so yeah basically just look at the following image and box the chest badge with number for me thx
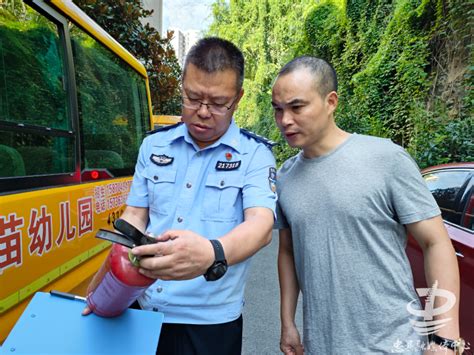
[216,160,241,171]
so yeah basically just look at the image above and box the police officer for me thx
[124,38,277,354]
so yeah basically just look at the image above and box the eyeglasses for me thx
[182,95,239,115]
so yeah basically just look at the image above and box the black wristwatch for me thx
[203,239,227,281]
[429,334,465,354]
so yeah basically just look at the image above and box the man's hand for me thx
[280,324,304,355]
[131,230,215,280]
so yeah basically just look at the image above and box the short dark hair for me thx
[183,37,244,91]
[278,56,338,97]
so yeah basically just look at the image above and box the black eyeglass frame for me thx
[182,94,240,114]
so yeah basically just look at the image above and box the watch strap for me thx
[209,239,225,262]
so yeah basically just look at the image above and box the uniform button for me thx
[177,217,183,223]
[196,152,201,157]
[156,286,163,293]
[220,180,225,187]
[153,175,159,181]
[153,307,158,312]
[186,182,192,188]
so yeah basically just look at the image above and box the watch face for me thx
[205,262,227,281]
[215,263,227,275]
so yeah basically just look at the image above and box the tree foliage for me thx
[75,0,181,115]
[208,0,473,168]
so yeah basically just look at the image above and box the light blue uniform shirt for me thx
[126,120,277,324]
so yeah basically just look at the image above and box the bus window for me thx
[1,132,74,176]
[71,26,149,177]
[0,6,74,179]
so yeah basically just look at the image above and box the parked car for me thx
[406,163,473,347]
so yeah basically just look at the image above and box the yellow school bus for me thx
[152,114,181,129]
[0,0,154,342]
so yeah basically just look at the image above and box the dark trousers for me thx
[130,301,243,355]
[157,316,243,355]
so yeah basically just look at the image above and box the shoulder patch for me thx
[240,128,277,149]
[147,122,183,135]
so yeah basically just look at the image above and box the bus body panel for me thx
[0,177,133,341]
[152,115,182,129]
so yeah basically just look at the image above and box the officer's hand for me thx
[131,230,214,280]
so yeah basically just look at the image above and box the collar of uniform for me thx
[151,123,187,148]
[169,122,187,143]
[181,119,242,153]
[211,119,241,153]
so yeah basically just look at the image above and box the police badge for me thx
[150,154,174,166]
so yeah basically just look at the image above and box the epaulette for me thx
[240,128,277,149]
[147,122,183,135]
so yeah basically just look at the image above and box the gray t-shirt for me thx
[275,134,440,354]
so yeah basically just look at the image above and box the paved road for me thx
[242,231,303,355]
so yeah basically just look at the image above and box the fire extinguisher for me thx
[86,219,157,317]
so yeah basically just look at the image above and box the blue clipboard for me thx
[0,292,164,354]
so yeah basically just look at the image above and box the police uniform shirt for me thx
[126,120,277,324]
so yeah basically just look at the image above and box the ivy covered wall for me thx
[209,0,473,168]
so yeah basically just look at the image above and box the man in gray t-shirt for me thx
[271,56,461,354]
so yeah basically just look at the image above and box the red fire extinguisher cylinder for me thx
[86,243,154,317]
